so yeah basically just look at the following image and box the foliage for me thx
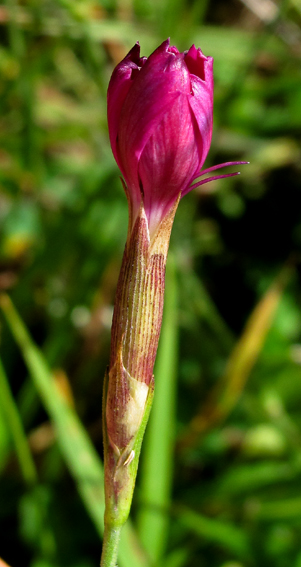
[0,1,301,566]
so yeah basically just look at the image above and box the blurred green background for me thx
[1,1,301,566]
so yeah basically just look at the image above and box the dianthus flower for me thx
[108,38,245,237]
[101,39,247,567]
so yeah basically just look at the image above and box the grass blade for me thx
[0,293,148,567]
[180,265,292,448]
[175,506,250,557]
[0,357,37,485]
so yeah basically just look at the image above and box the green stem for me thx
[100,524,122,567]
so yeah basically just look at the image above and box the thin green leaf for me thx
[255,496,301,521]
[0,294,148,567]
[175,506,250,558]
[217,460,301,496]
[0,357,37,484]
[180,265,292,448]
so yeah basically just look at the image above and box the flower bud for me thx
[108,39,214,238]
[104,39,248,526]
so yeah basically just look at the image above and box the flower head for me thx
[108,39,247,238]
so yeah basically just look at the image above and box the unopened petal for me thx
[117,48,192,212]
[107,43,146,169]
[138,93,202,235]
[182,76,213,196]
[184,45,212,82]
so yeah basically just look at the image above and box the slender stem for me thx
[100,524,122,567]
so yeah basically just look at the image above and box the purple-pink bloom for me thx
[108,39,246,237]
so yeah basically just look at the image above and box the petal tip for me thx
[126,41,141,63]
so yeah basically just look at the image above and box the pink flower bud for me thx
[103,40,248,527]
[108,39,247,238]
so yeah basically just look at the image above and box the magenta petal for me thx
[120,87,182,214]
[138,94,201,233]
[184,44,208,81]
[146,38,181,66]
[189,161,249,191]
[117,53,191,193]
[198,161,249,177]
[182,52,214,190]
[186,79,213,175]
[107,43,145,169]
[190,171,241,190]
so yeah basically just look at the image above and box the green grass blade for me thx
[0,408,11,473]
[0,357,37,485]
[176,506,250,558]
[0,294,148,567]
[137,255,178,562]
[161,547,191,567]
[180,265,291,448]
[5,0,25,59]
[255,496,301,520]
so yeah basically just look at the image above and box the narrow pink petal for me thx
[184,44,209,81]
[189,171,241,191]
[186,51,214,173]
[196,161,250,177]
[188,74,213,169]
